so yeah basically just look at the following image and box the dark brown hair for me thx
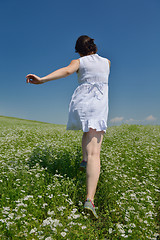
[75,35,97,56]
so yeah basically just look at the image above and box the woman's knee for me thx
[87,128,104,142]
[87,147,101,159]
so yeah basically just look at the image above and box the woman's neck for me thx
[80,52,96,57]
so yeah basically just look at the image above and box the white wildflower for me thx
[129,223,136,228]
[23,195,33,201]
[130,193,136,198]
[8,213,14,219]
[146,211,153,217]
[82,226,87,229]
[72,214,80,219]
[117,223,123,229]
[128,206,135,211]
[6,221,14,228]
[42,217,54,226]
[61,232,66,237]
[53,219,60,227]
[68,221,77,226]
[78,201,83,206]
[121,234,128,238]
[48,194,53,198]
[57,206,66,211]
[144,220,148,224]
[51,227,57,232]
[47,210,55,215]
[125,217,129,221]
[30,227,37,234]
[42,203,48,208]
[0,219,6,223]
[66,199,73,205]
[16,202,27,207]
[2,207,10,212]
[45,237,53,240]
[38,230,43,235]
[119,228,125,234]
[71,208,77,213]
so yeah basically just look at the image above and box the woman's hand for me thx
[26,74,43,84]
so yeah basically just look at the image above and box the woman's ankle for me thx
[86,197,94,204]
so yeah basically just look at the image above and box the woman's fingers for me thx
[26,74,34,83]
[26,77,30,83]
[26,74,36,78]
[26,77,32,83]
[26,74,42,84]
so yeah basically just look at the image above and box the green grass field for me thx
[0,116,159,239]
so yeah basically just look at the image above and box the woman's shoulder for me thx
[98,54,111,68]
[107,59,111,68]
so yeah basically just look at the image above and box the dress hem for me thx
[66,119,107,133]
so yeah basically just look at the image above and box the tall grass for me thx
[0,116,159,239]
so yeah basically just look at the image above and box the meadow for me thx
[0,116,159,240]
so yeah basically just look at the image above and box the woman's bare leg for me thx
[82,128,104,202]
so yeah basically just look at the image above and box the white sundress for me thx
[66,53,110,133]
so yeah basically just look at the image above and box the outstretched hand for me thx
[26,74,43,84]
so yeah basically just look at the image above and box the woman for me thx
[26,35,111,219]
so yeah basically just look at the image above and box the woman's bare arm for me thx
[26,59,80,84]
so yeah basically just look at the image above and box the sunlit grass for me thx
[0,116,159,239]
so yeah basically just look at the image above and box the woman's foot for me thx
[84,198,98,219]
[79,160,87,171]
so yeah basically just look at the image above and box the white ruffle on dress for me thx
[66,53,110,133]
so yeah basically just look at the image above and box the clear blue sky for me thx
[0,0,160,126]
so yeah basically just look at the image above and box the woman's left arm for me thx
[26,59,80,84]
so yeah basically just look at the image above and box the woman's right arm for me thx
[26,59,80,84]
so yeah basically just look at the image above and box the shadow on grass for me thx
[28,144,87,209]
[28,144,83,179]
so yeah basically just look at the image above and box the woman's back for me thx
[78,54,110,85]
